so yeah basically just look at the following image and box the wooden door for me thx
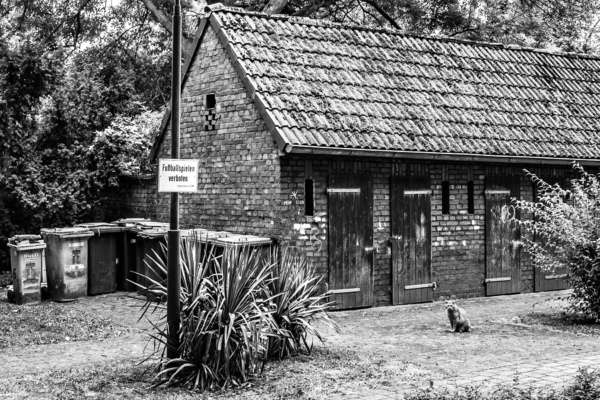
[328,175,373,310]
[391,176,434,305]
[485,177,521,296]
[533,178,570,292]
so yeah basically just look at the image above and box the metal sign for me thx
[158,159,199,193]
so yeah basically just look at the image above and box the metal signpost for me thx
[166,0,182,360]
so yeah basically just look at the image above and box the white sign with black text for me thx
[158,159,200,193]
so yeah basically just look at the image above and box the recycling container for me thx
[41,227,94,302]
[7,235,46,305]
[112,218,151,292]
[74,223,123,295]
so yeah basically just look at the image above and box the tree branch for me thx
[262,0,288,15]
[361,0,400,30]
[138,0,172,35]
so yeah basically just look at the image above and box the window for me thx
[305,178,314,216]
[467,181,475,214]
[206,93,216,109]
[442,181,450,214]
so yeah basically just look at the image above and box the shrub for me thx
[513,163,600,320]
[266,248,338,359]
[137,237,337,391]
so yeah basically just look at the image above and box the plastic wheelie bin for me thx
[41,227,94,302]
[134,226,168,301]
[215,235,274,269]
[7,235,46,305]
[112,218,151,291]
[74,222,123,295]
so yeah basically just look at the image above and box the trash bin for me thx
[134,227,168,301]
[74,222,123,295]
[112,218,151,292]
[41,227,94,302]
[214,235,274,270]
[7,235,46,305]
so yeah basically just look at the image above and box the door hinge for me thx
[405,282,437,290]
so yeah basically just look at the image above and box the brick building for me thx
[139,4,600,309]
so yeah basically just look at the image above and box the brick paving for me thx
[325,290,600,399]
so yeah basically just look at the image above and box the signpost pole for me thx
[167,0,182,360]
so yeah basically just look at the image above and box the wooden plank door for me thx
[533,178,570,292]
[391,176,434,305]
[485,177,521,296]
[328,174,373,310]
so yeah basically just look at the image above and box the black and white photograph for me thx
[1,0,600,398]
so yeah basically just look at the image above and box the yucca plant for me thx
[265,248,339,360]
[136,235,277,391]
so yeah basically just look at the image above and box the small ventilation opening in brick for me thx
[442,181,450,214]
[467,181,475,214]
[206,93,216,109]
[305,179,314,216]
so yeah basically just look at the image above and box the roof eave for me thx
[284,144,600,166]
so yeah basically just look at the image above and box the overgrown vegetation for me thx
[137,239,337,391]
[513,164,600,320]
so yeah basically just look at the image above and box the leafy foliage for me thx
[513,164,600,320]
[137,238,337,391]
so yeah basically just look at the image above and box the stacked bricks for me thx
[204,107,218,131]
[98,175,157,222]
[154,25,283,237]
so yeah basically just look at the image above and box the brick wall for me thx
[98,175,157,222]
[278,156,573,305]
[154,24,283,236]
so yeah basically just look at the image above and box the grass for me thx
[0,290,134,349]
[519,311,600,336]
[0,345,426,399]
[2,345,599,400]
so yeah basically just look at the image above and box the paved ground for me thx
[324,291,600,398]
[1,290,598,399]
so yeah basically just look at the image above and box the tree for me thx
[513,164,600,320]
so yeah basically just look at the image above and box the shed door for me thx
[533,178,570,292]
[485,178,521,296]
[391,176,433,305]
[328,175,373,310]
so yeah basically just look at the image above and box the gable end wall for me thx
[155,24,283,235]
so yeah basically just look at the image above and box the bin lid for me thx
[215,235,272,246]
[112,218,151,227]
[181,228,208,238]
[40,227,94,238]
[7,235,46,250]
[136,228,168,239]
[133,221,170,231]
[74,222,123,234]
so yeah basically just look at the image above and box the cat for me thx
[445,300,472,333]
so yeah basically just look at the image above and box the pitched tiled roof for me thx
[152,5,600,162]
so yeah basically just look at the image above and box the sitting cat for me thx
[445,300,472,333]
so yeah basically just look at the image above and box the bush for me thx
[137,237,337,391]
[266,248,338,359]
[513,163,600,320]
